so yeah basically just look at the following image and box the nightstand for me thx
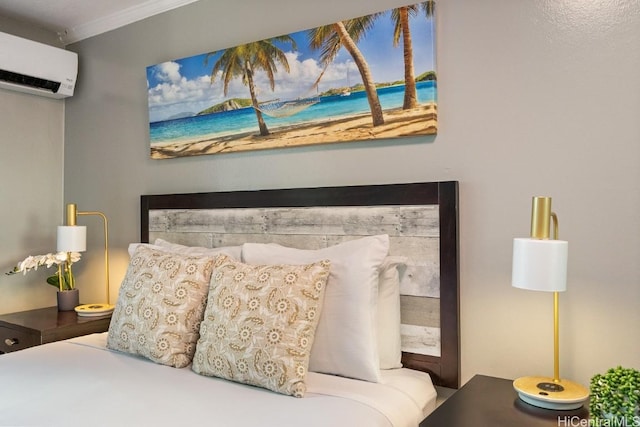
[0,306,111,354]
[421,374,589,426]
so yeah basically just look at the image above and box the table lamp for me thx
[57,203,114,317]
[511,196,589,410]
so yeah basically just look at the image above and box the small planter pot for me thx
[57,289,80,311]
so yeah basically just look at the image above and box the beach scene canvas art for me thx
[147,1,437,159]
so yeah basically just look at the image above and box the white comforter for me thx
[0,333,436,427]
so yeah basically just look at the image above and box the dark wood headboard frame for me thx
[140,181,460,388]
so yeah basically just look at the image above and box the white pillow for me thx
[154,238,242,260]
[242,235,389,383]
[127,240,241,260]
[377,256,407,369]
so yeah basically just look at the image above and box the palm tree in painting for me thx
[205,36,296,136]
[392,0,435,110]
[309,17,385,126]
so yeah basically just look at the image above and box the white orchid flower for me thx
[18,256,37,273]
[7,251,82,276]
[68,252,81,264]
[44,254,59,268]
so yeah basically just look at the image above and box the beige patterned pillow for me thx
[107,246,216,368]
[192,255,330,398]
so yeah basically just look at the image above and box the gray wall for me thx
[61,0,639,386]
[0,15,62,47]
[0,18,66,313]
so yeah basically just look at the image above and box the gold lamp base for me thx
[513,376,589,410]
[75,303,115,317]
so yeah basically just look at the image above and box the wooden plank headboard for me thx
[140,181,460,388]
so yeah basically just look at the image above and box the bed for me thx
[0,181,459,427]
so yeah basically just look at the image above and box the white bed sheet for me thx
[0,333,436,427]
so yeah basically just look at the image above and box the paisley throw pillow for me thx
[192,255,330,397]
[107,246,216,368]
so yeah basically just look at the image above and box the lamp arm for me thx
[551,210,560,383]
[551,212,559,240]
[77,210,110,304]
[553,291,560,383]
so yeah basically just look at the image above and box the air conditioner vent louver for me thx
[0,69,61,93]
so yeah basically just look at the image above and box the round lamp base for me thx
[75,303,115,317]
[513,376,589,410]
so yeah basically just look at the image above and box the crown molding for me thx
[60,0,200,45]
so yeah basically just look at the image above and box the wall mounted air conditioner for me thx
[0,32,78,99]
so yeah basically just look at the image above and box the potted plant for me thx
[6,251,82,311]
[590,366,640,426]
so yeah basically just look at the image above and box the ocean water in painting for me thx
[149,81,436,145]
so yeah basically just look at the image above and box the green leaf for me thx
[46,275,60,288]
[46,274,73,290]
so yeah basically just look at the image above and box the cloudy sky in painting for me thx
[147,4,435,123]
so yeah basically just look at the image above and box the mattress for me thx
[0,333,436,427]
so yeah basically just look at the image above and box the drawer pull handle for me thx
[4,338,19,346]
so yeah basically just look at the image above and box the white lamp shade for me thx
[57,226,87,252]
[512,238,568,292]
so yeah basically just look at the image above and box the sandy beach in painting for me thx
[151,103,437,159]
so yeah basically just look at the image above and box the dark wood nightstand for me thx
[421,374,589,426]
[0,306,111,354]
